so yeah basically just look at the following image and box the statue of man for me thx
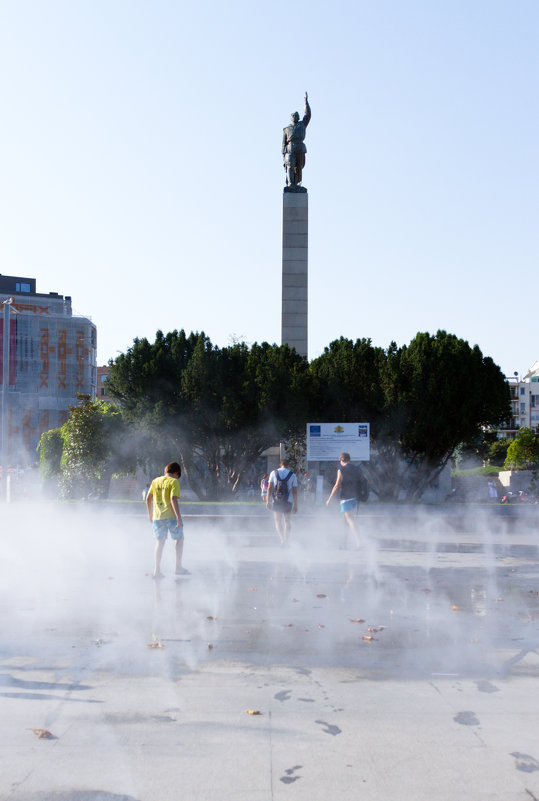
[282,92,311,191]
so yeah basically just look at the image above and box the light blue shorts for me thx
[153,518,184,541]
[340,499,357,514]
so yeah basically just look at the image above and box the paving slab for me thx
[1,503,539,800]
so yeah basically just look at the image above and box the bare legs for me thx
[343,511,360,550]
[273,512,292,545]
[153,539,166,578]
[174,538,184,572]
[153,537,186,577]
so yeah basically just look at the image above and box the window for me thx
[520,387,526,395]
[15,282,31,293]
[520,403,526,414]
[100,387,105,396]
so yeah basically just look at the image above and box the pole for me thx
[1,298,20,502]
[1,298,12,501]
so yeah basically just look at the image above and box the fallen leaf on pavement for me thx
[350,618,365,623]
[316,594,327,598]
[148,635,164,648]
[362,635,374,642]
[245,709,261,715]
[28,728,54,739]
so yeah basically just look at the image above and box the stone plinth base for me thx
[282,190,308,358]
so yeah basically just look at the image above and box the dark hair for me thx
[165,461,182,476]
[340,452,351,463]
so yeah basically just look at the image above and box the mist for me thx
[3,501,538,684]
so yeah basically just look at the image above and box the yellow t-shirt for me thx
[150,475,180,520]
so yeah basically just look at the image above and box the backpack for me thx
[273,470,293,503]
[355,466,369,503]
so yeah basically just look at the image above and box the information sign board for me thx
[306,422,370,461]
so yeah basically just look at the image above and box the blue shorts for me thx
[340,499,357,514]
[153,518,184,541]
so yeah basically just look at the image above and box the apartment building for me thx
[500,362,539,438]
[0,274,97,463]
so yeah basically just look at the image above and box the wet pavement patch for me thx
[274,690,292,702]
[12,793,141,801]
[280,765,302,784]
[0,692,101,703]
[510,752,539,773]
[0,674,92,692]
[315,719,342,735]
[453,711,480,726]
[475,679,500,693]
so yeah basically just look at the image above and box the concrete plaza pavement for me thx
[1,503,539,801]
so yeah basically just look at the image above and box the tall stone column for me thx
[281,190,308,359]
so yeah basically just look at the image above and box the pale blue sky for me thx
[1,1,537,378]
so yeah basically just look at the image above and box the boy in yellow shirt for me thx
[145,461,189,578]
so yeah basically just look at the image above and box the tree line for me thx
[38,328,511,502]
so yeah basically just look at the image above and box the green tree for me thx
[387,331,510,499]
[106,332,310,499]
[311,331,511,501]
[452,430,508,469]
[38,428,64,479]
[106,329,199,417]
[486,437,511,467]
[58,396,129,499]
[309,337,386,428]
[505,427,539,470]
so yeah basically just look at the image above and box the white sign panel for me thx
[306,422,370,461]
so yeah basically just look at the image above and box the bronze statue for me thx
[282,92,311,192]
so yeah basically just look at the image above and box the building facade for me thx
[499,363,539,438]
[96,365,113,402]
[0,274,97,463]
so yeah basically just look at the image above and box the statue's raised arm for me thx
[303,92,311,127]
[282,92,311,193]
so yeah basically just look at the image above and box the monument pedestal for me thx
[281,190,308,358]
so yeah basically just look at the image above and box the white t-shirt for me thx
[268,467,298,491]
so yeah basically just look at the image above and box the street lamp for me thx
[1,297,19,501]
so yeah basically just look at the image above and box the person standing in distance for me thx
[260,474,270,503]
[267,458,298,545]
[146,461,189,578]
[326,452,360,549]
